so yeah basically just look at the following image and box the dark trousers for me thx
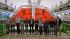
[49,23,54,33]
[39,26,42,35]
[21,26,24,34]
[44,26,49,35]
[11,25,15,33]
[54,25,58,36]
[35,24,38,32]
[30,25,34,34]
[16,23,20,34]
[6,25,10,34]
[24,22,28,33]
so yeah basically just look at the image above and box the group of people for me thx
[5,17,62,36]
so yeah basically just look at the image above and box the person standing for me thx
[11,22,15,34]
[5,19,10,34]
[5,23,10,34]
[24,20,28,34]
[20,19,24,34]
[54,16,62,35]
[38,17,43,35]
[29,19,34,34]
[43,21,49,35]
[16,18,20,34]
[53,19,58,36]
[57,17,62,35]
[35,20,39,35]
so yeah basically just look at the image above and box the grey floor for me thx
[0,33,70,39]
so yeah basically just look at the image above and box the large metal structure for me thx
[27,0,41,19]
[12,0,54,23]
[0,2,14,12]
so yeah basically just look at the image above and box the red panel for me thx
[12,7,54,22]
[23,8,32,14]
[35,8,54,22]
[23,14,32,20]
[35,8,42,21]
[35,8,42,13]
[23,8,32,20]
[12,8,32,20]
[42,16,46,23]
[12,8,24,21]
[44,10,54,22]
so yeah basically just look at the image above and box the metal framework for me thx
[27,0,41,19]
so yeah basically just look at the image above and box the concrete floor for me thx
[0,33,70,39]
